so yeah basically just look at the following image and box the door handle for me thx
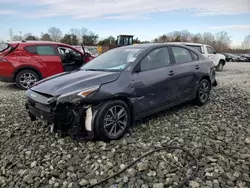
[195,65,200,69]
[168,70,175,76]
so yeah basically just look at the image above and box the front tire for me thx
[195,79,211,106]
[94,100,131,141]
[216,61,224,72]
[15,70,39,90]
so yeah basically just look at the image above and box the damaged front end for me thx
[25,87,99,140]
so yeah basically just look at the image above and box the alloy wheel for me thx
[104,105,128,138]
[19,72,37,89]
[199,81,210,103]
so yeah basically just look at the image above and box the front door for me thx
[132,47,177,116]
[205,45,218,66]
[57,46,84,72]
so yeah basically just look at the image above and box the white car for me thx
[169,42,226,71]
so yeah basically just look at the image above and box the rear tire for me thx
[15,70,40,90]
[94,100,131,141]
[195,79,211,106]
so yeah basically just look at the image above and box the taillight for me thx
[0,57,9,63]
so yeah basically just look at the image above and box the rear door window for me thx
[206,46,216,54]
[36,46,56,55]
[172,47,192,64]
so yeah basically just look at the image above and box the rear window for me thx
[24,45,56,55]
[0,43,10,52]
[185,45,203,54]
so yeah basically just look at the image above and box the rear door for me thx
[132,47,177,116]
[25,45,64,78]
[169,46,200,101]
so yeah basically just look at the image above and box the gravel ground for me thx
[0,62,250,188]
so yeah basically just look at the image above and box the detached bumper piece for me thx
[25,100,95,140]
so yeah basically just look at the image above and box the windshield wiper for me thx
[84,69,100,71]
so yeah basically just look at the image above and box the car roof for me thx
[8,40,68,46]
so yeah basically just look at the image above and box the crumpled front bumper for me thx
[25,99,96,140]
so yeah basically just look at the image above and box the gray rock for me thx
[127,168,137,177]
[79,179,89,186]
[136,162,148,171]
[107,162,113,167]
[30,161,37,168]
[123,176,129,183]
[90,179,98,185]
[244,137,250,144]
[153,183,164,188]
[165,178,173,185]
[189,181,200,188]
[147,171,156,177]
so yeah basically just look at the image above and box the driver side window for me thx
[140,47,170,71]
[57,47,81,57]
[206,46,216,54]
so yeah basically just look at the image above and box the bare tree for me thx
[215,31,231,52]
[48,27,63,42]
[202,32,215,46]
[179,30,192,42]
[158,35,168,43]
[242,35,250,49]
[191,33,202,43]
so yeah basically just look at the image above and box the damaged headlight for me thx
[56,85,100,104]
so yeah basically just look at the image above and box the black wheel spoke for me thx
[104,105,128,137]
[117,109,126,119]
[109,124,116,135]
[104,121,114,128]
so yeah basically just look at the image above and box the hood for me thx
[30,70,120,96]
[217,53,226,60]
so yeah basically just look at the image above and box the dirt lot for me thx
[0,62,249,188]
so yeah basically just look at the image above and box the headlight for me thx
[77,86,99,98]
[57,86,100,104]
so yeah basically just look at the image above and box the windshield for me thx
[81,46,145,71]
[0,43,10,53]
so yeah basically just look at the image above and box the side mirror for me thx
[134,65,141,73]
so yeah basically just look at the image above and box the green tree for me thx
[82,31,99,45]
[41,33,52,41]
[98,36,116,45]
[61,34,78,45]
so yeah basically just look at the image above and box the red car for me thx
[0,41,94,89]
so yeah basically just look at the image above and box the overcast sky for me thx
[0,0,249,46]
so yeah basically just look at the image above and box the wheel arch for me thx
[200,75,211,87]
[13,66,43,81]
[219,59,226,65]
[98,94,134,122]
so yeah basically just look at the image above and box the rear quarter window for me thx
[24,46,37,54]
[0,43,10,52]
[190,50,199,61]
